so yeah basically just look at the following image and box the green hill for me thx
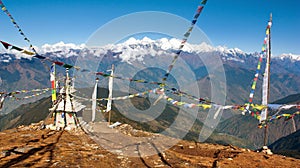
[216,93,300,149]
[270,130,300,159]
[0,97,52,131]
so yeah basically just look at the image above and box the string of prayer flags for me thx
[0,0,37,53]
[0,88,51,97]
[51,58,77,70]
[41,59,77,70]
[73,89,153,102]
[166,87,212,104]
[162,1,208,83]
[258,111,300,128]
[270,113,291,122]
[0,88,51,109]
[95,71,163,85]
[13,89,50,100]
[71,83,299,127]
[259,16,272,123]
[0,40,35,56]
[0,40,79,70]
[155,1,209,105]
[165,96,212,109]
[245,18,271,113]
[76,87,213,110]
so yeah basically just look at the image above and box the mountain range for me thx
[1,37,300,112]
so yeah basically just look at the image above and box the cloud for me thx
[38,41,86,54]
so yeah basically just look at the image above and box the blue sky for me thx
[0,0,299,56]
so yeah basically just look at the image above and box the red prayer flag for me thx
[0,41,11,49]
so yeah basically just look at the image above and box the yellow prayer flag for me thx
[201,104,212,109]
[52,91,57,101]
[177,102,183,106]
[251,104,267,110]
[22,50,35,55]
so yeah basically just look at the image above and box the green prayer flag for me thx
[11,45,23,51]
[201,0,208,5]
[63,64,73,69]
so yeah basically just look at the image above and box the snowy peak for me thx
[106,37,249,62]
[278,53,300,62]
[0,37,299,64]
[115,37,192,51]
[108,37,190,62]
[115,37,245,55]
[0,37,248,62]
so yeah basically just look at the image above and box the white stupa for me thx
[49,69,85,130]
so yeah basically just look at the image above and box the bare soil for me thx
[0,122,299,168]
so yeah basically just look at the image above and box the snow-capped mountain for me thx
[83,37,249,63]
[1,37,299,64]
[278,53,300,62]
[0,37,250,63]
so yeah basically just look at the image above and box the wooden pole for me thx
[263,13,272,146]
[108,64,114,126]
[292,118,297,133]
[108,109,111,126]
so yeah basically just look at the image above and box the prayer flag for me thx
[106,65,114,112]
[11,46,23,51]
[201,0,208,5]
[0,41,11,49]
[50,64,57,101]
[63,64,73,69]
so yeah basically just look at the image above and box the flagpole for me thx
[92,78,98,122]
[263,13,272,147]
[108,64,114,126]
[63,68,70,128]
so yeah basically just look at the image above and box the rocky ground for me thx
[0,121,299,168]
